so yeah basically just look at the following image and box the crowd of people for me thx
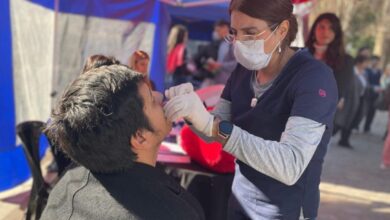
[165,20,237,88]
[39,0,390,219]
[305,13,390,169]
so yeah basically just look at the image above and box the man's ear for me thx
[130,129,147,150]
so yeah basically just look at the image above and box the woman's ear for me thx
[130,130,147,150]
[278,20,289,41]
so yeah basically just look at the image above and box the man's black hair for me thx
[355,55,370,65]
[45,64,153,173]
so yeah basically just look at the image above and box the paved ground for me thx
[1,112,390,220]
[318,111,390,220]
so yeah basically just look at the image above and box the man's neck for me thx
[134,146,159,167]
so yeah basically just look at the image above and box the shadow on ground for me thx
[319,111,390,220]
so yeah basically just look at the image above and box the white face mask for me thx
[233,27,280,70]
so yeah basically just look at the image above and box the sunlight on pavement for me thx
[320,182,390,213]
[372,207,390,214]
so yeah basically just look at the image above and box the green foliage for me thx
[346,3,377,55]
[346,35,375,56]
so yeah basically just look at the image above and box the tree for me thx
[373,0,390,66]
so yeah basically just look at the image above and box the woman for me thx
[128,50,155,90]
[381,64,390,169]
[306,13,358,148]
[129,50,150,75]
[164,0,338,219]
[166,24,191,86]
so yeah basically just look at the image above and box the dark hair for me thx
[82,55,120,73]
[358,47,371,56]
[215,20,230,27]
[371,55,380,61]
[167,24,188,53]
[45,64,153,173]
[306,13,345,71]
[229,0,298,49]
[171,25,188,46]
[355,55,370,65]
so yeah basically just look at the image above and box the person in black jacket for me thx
[41,59,205,220]
[363,56,382,132]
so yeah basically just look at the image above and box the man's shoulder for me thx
[95,165,204,219]
[41,166,136,220]
[43,164,204,220]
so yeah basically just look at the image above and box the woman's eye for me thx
[246,32,258,36]
[229,29,235,35]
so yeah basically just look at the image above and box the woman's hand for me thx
[164,92,214,137]
[165,83,193,99]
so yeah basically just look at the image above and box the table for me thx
[158,159,234,220]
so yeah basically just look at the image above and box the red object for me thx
[178,85,235,173]
[292,0,311,4]
[166,43,185,74]
[180,125,235,173]
[383,107,390,167]
[196,85,225,108]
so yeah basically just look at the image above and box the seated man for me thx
[41,60,204,220]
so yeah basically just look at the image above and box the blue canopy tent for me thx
[0,0,311,191]
[0,0,230,191]
[165,0,230,40]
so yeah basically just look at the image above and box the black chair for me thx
[16,121,50,220]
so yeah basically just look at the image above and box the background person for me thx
[357,46,372,58]
[340,55,371,148]
[166,24,192,87]
[194,20,237,87]
[164,0,338,219]
[381,64,390,170]
[363,56,382,133]
[128,50,156,90]
[305,13,359,148]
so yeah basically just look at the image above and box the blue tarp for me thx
[167,1,229,22]
[0,0,49,192]
[0,0,229,191]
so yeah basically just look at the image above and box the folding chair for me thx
[16,121,50,220]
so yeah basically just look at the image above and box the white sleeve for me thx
[224,116,325,186]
